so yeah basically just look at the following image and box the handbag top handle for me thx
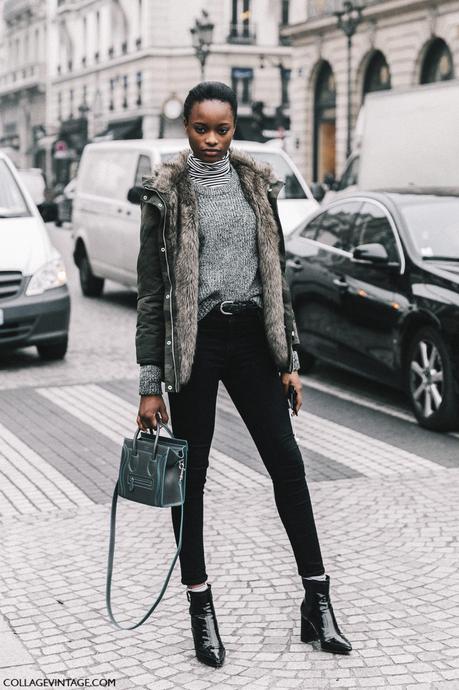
[132,420,175,459]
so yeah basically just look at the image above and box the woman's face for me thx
[184,99,235,163]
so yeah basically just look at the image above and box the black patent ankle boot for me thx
[187,583,226,667]
[300,575,352,654]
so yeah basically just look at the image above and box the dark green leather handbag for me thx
[106,422,188,630]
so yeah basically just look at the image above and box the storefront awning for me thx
[93,117,143,141]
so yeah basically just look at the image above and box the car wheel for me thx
[407,326,459,430]
[79,254,104,297]
[298,349,316,373]
[37,338,68,361]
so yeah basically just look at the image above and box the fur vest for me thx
[136,147,300,393]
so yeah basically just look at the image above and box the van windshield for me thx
[0,160,30,217]
[160,149,307,199]
[244,151,307,200]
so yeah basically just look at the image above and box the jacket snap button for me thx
[160,247,165,252]
[167,340,171,345]
[167,385,172,390]
[165,294,170,299]
[143,195,147,200]
[157,203,162,208]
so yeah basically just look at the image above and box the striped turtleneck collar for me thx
[187,150,232,188]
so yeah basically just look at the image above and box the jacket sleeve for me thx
[135,200,165,367]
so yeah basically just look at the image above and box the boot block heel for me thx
[300,616,318,643]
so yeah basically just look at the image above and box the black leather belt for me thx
[212,300,261,316]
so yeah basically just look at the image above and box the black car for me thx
[285,189,459,430]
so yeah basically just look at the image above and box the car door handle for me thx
[333,277,349,290]
[286,258,302,271]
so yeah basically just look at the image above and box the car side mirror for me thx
[37,201,58,223]
[353,243,389,264]
[127,185,143,205]
[310,182,325,202]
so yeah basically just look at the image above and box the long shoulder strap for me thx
[105,481,184,630]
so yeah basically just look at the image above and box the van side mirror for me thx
[37,201,58,223]
[310,182,325,202]
[353,243,389,264]
[127,186,143,205]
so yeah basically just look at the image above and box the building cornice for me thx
[283,0,458,41]
[51,44,293,85]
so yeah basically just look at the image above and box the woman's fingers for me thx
[159,400,169,424]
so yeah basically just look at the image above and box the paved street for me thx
[0,224,459,689]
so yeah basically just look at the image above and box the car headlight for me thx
[26,258,67,296]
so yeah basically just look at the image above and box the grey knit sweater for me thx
[139,167,299,395]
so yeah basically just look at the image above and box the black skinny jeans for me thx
[168,306,325,585]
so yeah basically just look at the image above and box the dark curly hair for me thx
[183,81,238,123]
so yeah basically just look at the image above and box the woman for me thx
[136,81,352,667]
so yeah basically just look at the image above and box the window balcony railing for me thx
[227,23,257,44]
[279,24,292,45]
[0,62,46,95]
[306,0,381,19]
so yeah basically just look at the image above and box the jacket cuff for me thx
[139,364,163,396]
[292,349,300,371]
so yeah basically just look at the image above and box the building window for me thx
[123,75,128,108]
[58,92,62,121]
[136,71,142,106]
[82,16,87,66]
[281,0,289,25]
[137,0,142,48]
[69,88,74,118]
[281,68,291,107]
[313,60,336,182]
[420,37,454,84]
[363,50,391,97]
[229,0,255,43]
[109,79,115,110]
[231,67,253,104]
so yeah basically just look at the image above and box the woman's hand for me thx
[280,371,303,416]
[137,395,169,430]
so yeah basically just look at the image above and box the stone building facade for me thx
[285,0,459,183]
[0,0,49,170]
[0,0,306,184]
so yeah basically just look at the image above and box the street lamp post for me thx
[334,1,365,158]
[190,10,214,81]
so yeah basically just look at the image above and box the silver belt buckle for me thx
[220,300,234,315]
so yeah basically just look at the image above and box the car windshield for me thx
[246,151,306,199]
[0,160,30,218]
[400,197,459,260]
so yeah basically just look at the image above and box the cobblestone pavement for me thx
[1,226,459,688]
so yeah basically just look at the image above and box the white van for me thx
[72,139,318,296]
[0,153,70,359]
[323,80,459,203]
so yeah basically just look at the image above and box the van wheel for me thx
[79,255,104,297]
[37,338,68,361]
[406,326,459,430]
